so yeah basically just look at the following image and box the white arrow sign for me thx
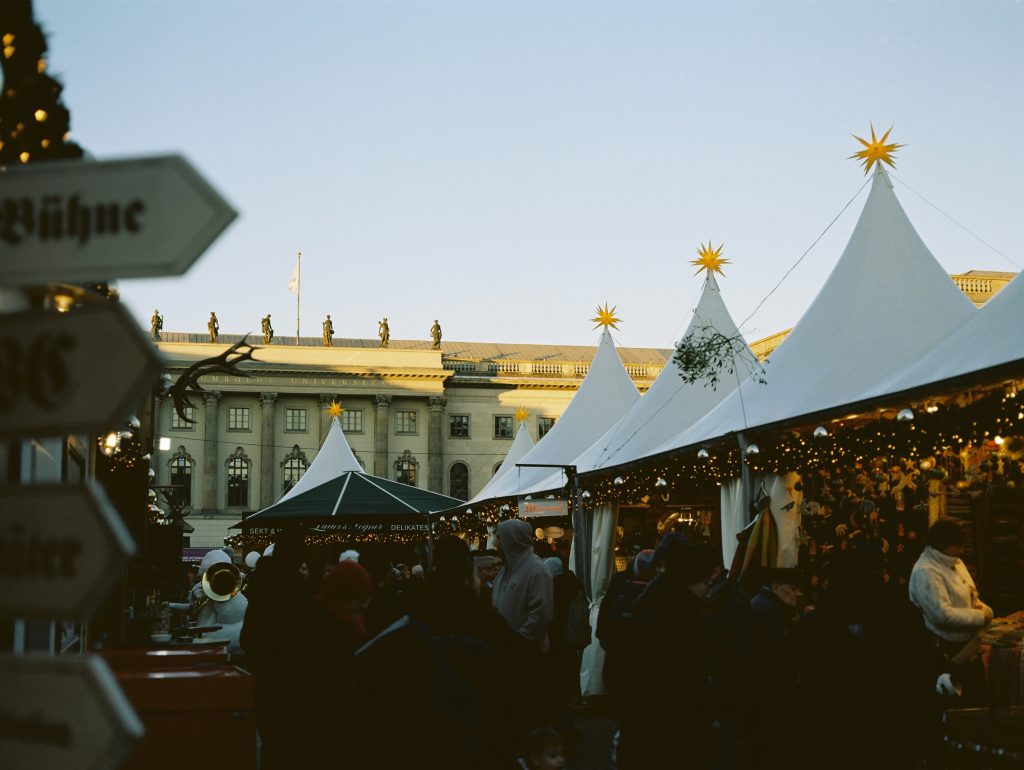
[0,302,163,440]
[0,654,143,770]
[0,154,237,285]
[0,483,136,619]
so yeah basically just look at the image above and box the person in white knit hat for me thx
[338,549,360,564]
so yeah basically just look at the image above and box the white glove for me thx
[935,673,962,697]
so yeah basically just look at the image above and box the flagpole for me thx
[295,250,301,344]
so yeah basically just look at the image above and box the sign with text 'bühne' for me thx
[0,302,163,440]
[0,483,136,619]
[0,654,143,770]
[0,154,237,285]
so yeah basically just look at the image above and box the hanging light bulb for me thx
[813,426,829,438]
[744,444,760,457]
[655,478,668,488]
[100,431,120,457]
[613,477,624,486]
[697,448,710,461]
[897,408,914,422]
[125,415,141,431]
[581,490,591,499]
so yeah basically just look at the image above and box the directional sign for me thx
[0,483,136,619]
[0,302,162,440]
[0,154,237,285]
[0,654,143,770]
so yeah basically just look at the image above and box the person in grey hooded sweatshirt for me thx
[492,518,555,651]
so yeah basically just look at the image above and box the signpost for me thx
[0,302,163,440]
[519,498,569,518]
[0,154,237,285]
[0,483,137,618]
[0,654,143,770]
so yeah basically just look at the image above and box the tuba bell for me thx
[196,561,242,613]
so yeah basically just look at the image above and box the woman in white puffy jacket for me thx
[909,519,993,645]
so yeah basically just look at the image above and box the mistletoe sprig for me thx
[672,324,767,390]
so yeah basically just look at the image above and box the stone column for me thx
[152,395,164,485]
[319,393,335,441]
[259,392,278,508]
[373,394,392,477]
[202,391,221,511]
[427,395,447,493]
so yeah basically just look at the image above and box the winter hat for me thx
[199,549,230,577]
[244,551,261,570]
[543,557,563,577]
[633,549,656,580]
[320,561,373,602]
[654,532,689,568]
[411,564,424,578]
[338,549,361,563]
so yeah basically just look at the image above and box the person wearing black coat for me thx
[616,536,722,769]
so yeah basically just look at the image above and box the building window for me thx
[493,462,504,476]
[396,410,417,435]
[538,417,556,439]
[395,450,418,486]
[449,462,469,500]
[281,444,309,493]
[226,447,250,507]
[168,446,193,508]
[285,408,307,432]
[494,415,514,438]
[228,407,251,431]
[342,409,364,433]
[449,414,470,438]
[170,406,197,430]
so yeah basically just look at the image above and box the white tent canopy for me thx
[467,421,534,504]
[656,164,977,454]
[869,269,1024,398]
[474,327,640,504]
[275,416,362,502]
[573,273,752,475]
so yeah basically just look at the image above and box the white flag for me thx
[287,263,299,293]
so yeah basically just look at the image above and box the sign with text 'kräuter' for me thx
[0,654,144,770]
[0,302,162,440]
[0,154,237,285]
[0,483,136,619]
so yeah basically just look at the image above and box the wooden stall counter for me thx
[102,648,255,770]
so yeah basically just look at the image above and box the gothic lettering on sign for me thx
[0,330,77,412]
[0,195,145,246]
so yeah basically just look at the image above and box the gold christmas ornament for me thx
[591,302,622,331]
[690,241,729,276]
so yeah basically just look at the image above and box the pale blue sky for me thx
[34,0,1024,348]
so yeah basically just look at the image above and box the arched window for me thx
[226,447,251,507]
[281,444,309,493]
[168,446,194,508]
[493,462,503,476]
[394,450,418,487]
[449,462,469,501]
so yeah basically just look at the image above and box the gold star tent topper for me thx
[327,400,344,418]
[849,124,904,174]
[591,303,622,331]
[690,241,728,276]
[514,407,529,423]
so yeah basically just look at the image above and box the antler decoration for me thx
[168,336,259,424]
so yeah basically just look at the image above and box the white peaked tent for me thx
[474,327,641,503]
[571,273,751,697]
[573,274,752,474]
[468,421,534,504]
[869,269,1024,397]
[279,416,363,501]
[658,163,977,455]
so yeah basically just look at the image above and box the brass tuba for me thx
[196,561,242,614]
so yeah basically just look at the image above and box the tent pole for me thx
[426,513,434,572]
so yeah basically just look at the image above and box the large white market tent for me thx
[467,419,534,505]
[653,163,977,456]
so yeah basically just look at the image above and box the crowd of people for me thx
[178,508,992,768]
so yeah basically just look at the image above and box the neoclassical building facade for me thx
[154,333,670,546]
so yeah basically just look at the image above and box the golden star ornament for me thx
[690,241,728,276]
[327,400,344,418]
[514,407,529,423]
[591,303,622,331]
[849,124,904,174]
